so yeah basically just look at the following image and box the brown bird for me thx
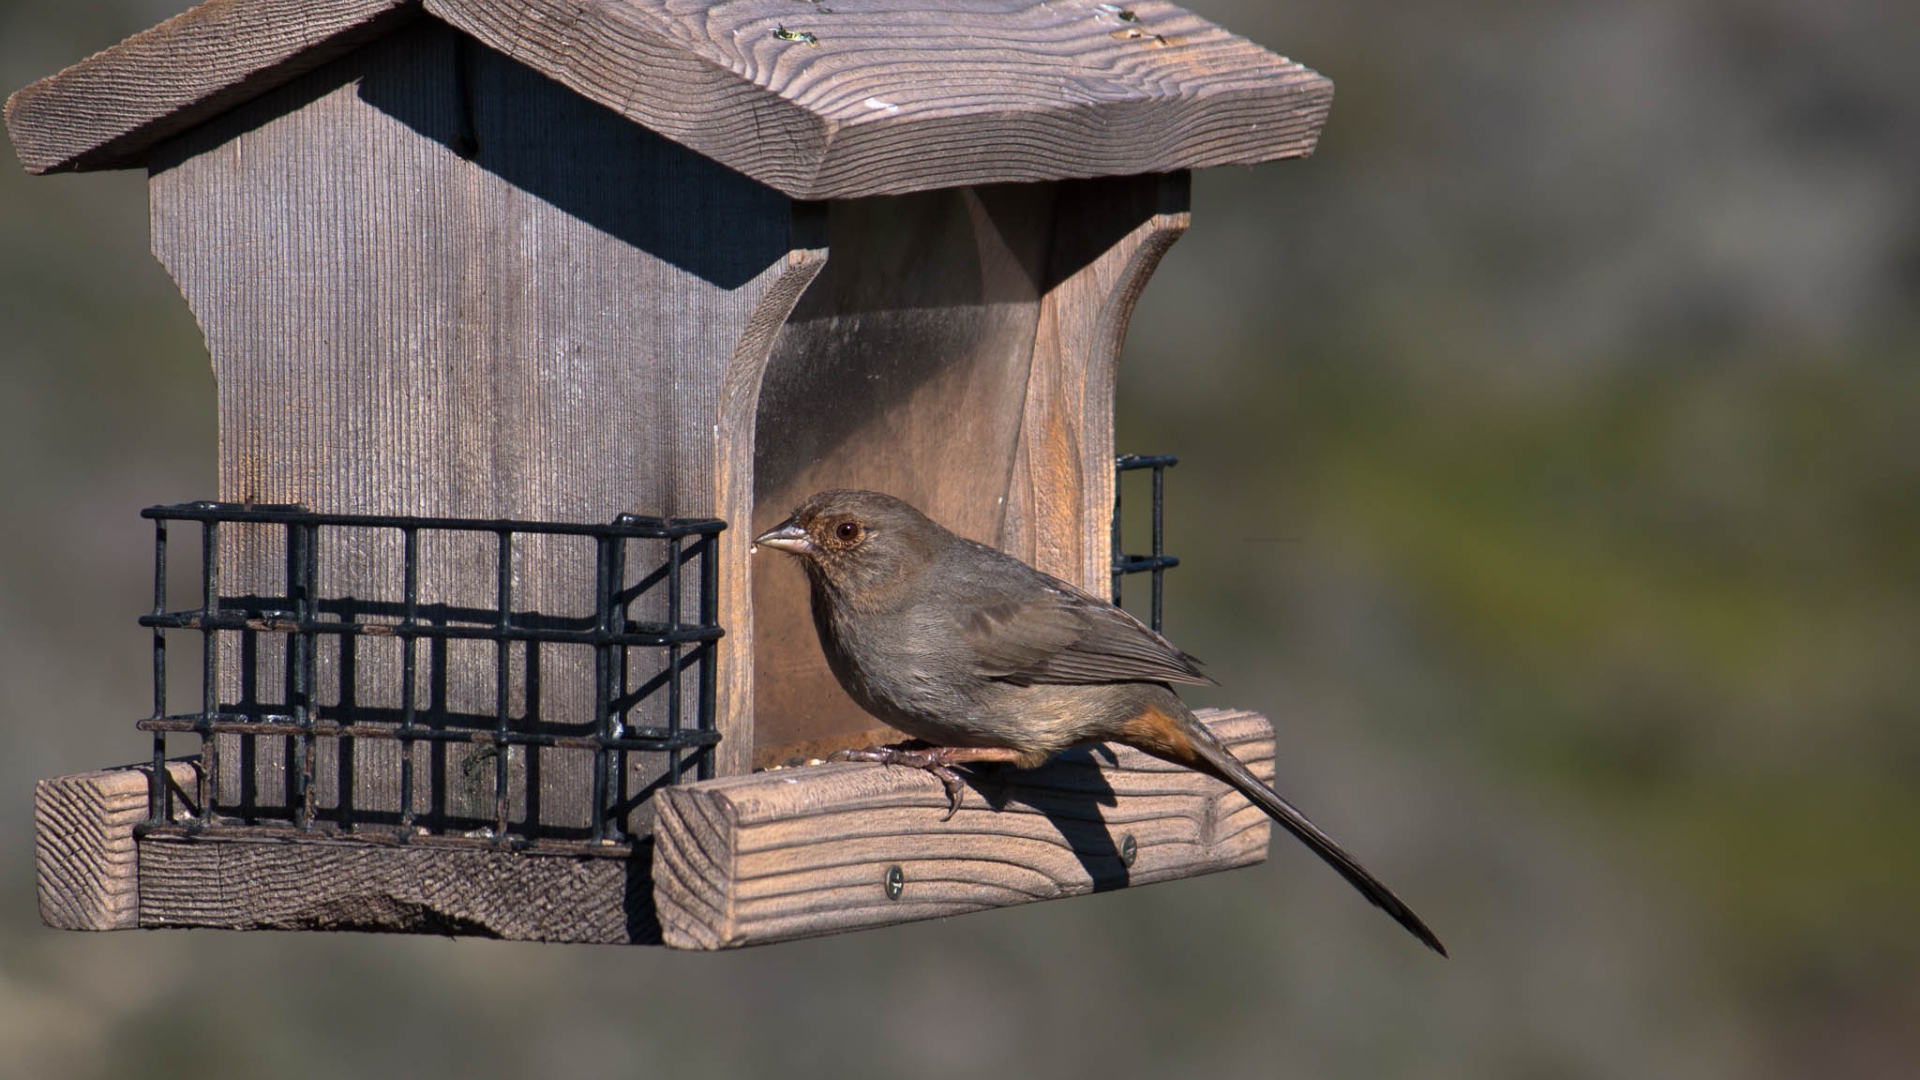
[754,488,1446,955]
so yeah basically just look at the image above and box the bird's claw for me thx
[928,763,966,821]
[827,744,968,819]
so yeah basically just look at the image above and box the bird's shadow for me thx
[961,745,1131,892]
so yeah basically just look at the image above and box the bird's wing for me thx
[958,577,1215,688]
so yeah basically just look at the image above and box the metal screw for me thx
[1119,833,1138,867]
[883,865,904,900]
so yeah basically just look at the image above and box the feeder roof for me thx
[5,0,1332,199]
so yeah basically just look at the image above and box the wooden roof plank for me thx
[6,0,1332,195]
[5,0,418,175]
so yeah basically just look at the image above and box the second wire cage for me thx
[1113,454,1180,633]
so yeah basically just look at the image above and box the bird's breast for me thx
[815,598,969,721]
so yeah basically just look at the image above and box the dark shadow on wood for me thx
[1043,173,1187,287]
[623,840,665,945]
[970,744,1130,892]
[354,20,791,290]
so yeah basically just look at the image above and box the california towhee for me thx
[755,489,1445,955]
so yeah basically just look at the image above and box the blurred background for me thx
[3,0,1916,1076]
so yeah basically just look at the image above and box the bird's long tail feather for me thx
[1141,708,1448,957]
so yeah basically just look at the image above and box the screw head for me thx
[1119,833,1138,867]
[883,865,904,900]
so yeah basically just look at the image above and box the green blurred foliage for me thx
[3,0,1917,1078]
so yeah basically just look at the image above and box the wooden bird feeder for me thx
[10,0,1331,947]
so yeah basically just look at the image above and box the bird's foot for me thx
[827,744,968,819]
[827,744,1028,821]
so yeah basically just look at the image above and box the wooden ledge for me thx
[654,708,1273,949]
[33,709,1271,946]
[35,760,199,930]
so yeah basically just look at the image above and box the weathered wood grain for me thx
[35,761,199,931]
[4,0,417,174]
[431,0,1335,197]
[146,20,818,832]
[713,227,832,780]
[11,0,1334,198]
[653,708,1273,949]
[137,835,657,942]
[1005,171,1190,590]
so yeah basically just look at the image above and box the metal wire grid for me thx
[134,502,725,856]
[1112,454,1180,632]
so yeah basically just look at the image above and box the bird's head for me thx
[752,489,947,600]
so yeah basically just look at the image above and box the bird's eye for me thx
[835,521,862,543]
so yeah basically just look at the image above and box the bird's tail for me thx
[1125,702,1448,957]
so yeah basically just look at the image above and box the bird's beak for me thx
[752,520,813,555]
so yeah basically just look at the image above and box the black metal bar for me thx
[667,535,683,786]
[149,518,168,825]
[281,521,298,826]
[697,534,718,781]
[287,521,318,831]
[1113,454,1180,633]
[607,535,628,843]
[1113,555,1181,574]
[1151,462,1166,632]
[305,520,322,829]
[144,502,724,539]
[590,536,614,844]
[493,530,512,838]
[135,611,722,647]
[199,519,219,820]
[136,716,720,752]
[398,526,419,834]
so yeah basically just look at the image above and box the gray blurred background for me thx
[3,0,1916,1076]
